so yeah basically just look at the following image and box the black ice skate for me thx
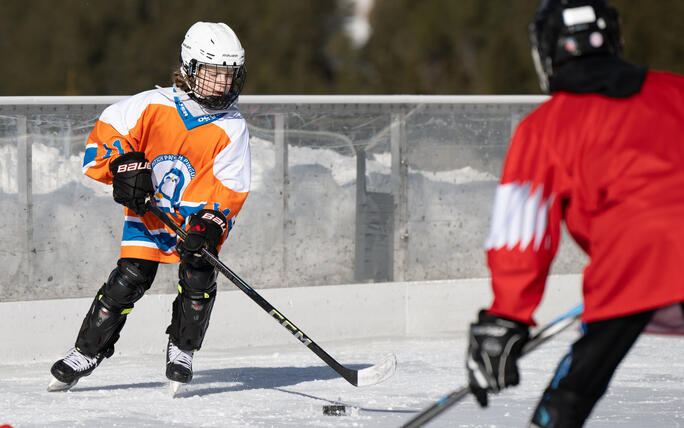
[48,347,111,392]
[166,339,194,395]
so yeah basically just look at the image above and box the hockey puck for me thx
[322,405,346,416]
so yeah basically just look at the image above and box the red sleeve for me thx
[484,114,565,325]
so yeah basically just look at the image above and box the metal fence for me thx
[0,95,587,301]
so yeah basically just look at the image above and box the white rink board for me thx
[0,275,582,363]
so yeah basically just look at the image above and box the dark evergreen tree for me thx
[0,0,682,95]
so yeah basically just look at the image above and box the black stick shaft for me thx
[147,202,362,386]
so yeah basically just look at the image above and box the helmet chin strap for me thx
[531,48,551,94]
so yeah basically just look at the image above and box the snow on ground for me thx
[1,331,682,427]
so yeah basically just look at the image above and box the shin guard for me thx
[75,259,156,356]
[166,263,217,351]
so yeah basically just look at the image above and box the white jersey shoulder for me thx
[213,114,250,194]
[99,88,175,136]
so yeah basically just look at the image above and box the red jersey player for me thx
[466,1,684,426]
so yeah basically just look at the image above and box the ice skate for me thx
[48,347,109,392]
[166,339,194,396]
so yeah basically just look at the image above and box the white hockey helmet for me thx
[179,22,246,109]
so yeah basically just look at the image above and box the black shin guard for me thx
[76,259,157,356]
[166,263,218,351]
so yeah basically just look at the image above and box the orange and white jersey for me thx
[82,86,250,263]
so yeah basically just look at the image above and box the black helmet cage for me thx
[530,0,622,92]
[181,58,247,110]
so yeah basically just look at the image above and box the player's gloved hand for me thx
[109,151,154,216]
[466,309,529,407]
[177,209,227,267]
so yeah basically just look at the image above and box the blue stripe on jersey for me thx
[212,202,232,219]
[123,220,177,252]
[174,96,226,131]
[112,139,125,155]
[83,146,98,168]
[177,205,205,221]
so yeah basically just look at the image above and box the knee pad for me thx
[178,262,218,293]
[76,259,157,356]
[100,258,156,309]
[166,263,218,350]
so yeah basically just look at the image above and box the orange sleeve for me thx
[82,98,148,184]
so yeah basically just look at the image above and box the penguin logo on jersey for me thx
[150,154,196,211]
[157,168,185,204]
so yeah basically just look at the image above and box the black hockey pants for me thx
[529,304,684,428]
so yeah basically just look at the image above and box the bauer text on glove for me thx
[109,151,154,216]
[177,209,227,267]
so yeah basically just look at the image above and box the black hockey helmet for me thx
[530,0,622,92]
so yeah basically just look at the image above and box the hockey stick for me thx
[146,201,396,387]
[401,303,584,428]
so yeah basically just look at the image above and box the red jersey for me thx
[486,71,684,324]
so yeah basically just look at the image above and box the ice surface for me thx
[1,331,681,427]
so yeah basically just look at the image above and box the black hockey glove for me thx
[109,151,154,216]
[466,309,529,407]
[177,209,227,268]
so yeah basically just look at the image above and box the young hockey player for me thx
[466,0,684,426]
[48,21,250,392]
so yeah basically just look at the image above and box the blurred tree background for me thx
[1,0,682,96]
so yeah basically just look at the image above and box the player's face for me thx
[196,64,234,98]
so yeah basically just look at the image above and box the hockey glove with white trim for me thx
[109,151,154,216]
[467,309,529,407]
[177,209,227,268]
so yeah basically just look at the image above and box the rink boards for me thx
[0,274,582,363]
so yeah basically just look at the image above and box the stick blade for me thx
[355,353,397,387]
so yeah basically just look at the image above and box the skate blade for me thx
[169,380,184,397]
[47,376,78,392]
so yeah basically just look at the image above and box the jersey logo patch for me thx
[150,154,196,211]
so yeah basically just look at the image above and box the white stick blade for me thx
[356,353,397,386]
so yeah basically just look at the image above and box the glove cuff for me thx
[478,309,529,330]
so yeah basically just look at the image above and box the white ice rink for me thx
[1,329,682,427]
